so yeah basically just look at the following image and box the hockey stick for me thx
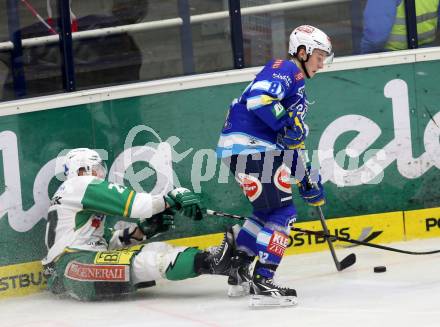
[206,210,440,255]
[291,226,440,255]
[296,150,356,271]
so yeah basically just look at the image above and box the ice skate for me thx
[227,250,253,297]
[197,227,234,275]
[249,273,297,308]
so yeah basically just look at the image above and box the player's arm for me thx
[80,178,165,219]
[81,180,203,220]
[82,180,203,247]
[246,79,290,131]
[281,96,309,150]
[106,187,203,248]
[106,211,175,249]
[246,62,306,132]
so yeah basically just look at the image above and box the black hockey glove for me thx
[137,209,175,239]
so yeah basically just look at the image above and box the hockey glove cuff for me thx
[283,116,308,150]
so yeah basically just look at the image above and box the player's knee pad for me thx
[264,205,297,234]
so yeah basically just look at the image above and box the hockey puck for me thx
[374,266,386,273]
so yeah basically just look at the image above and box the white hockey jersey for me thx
[42,176,159,265]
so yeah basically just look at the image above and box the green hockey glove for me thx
[164,187,204,220]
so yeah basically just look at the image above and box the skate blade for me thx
[249,295,298,308]
[228,282,250,297]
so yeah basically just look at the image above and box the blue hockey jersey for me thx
[216,59,308,158]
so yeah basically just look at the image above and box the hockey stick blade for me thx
[339,253,356,270]
[296,150,356,271]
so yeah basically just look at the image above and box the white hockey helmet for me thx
[288,25,333,62]
[63,148,107,179]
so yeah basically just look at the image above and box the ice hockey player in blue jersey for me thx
[216,25,333,307]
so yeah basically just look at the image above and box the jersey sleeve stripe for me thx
[123,191,135,217]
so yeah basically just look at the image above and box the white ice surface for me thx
[3,237,440,327]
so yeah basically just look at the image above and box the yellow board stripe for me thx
[0,261,46,299]
[123,191,135,217]
[404,207,440,239]
[168,211,406,254]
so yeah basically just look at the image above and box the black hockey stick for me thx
[297,150,356,271]
[206,210,440,255]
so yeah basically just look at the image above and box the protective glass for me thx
[324,52,334,64]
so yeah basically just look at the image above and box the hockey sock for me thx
[235,215,264,256]
[255,226,290,277]
[165,247,201,280]
[254,206,296,277]
[254,261,278,278]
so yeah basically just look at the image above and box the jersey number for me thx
[268,81,281,95]
[108,183,126,194]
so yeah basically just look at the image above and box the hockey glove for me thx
[164,187,204,220]
[282,116,308,150]
[117,224,144,246]
[137,209,175,239]
[297,167,325,207]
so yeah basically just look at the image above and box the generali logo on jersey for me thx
[65,262,129,282]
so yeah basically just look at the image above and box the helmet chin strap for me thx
[299,54,311,79]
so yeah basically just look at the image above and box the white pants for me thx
[131,242,188,284]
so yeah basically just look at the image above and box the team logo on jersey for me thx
[272,73,292,87]
[65,262,130,282]
[295,72,304,81]
[236,173,262,202]
[272,59,283,69]
[267,231,290,257]
[272,103,286,119]
[274,164,292,193]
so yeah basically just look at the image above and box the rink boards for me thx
[2,206,439,299]
[168,207,440,253]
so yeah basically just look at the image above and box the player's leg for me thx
[47,249,138,301]
[225,153,266,296]
[131,236,234,285]
[45,237,233,301]
[250,205,297,307]
[227,151,295,301]
[228,151,298,306]
[227,217,261,297]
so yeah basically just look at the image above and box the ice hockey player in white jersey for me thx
[42,148,233,301]
[216,25,332,307]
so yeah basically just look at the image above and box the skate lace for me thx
[209,236,226,256]
[266,278,288,290]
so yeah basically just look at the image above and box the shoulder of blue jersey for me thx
[263,59,304,82]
